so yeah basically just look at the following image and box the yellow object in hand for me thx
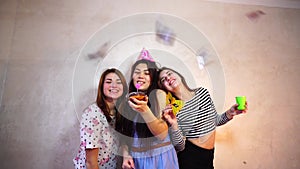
[166,92,184,116]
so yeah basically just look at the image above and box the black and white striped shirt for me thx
[177,87,231,139]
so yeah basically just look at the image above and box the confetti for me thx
[155,19,176,46]
[87,42,110,60]
[196,48,209,69]
[246,10,266,22]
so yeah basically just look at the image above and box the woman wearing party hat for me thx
[117,48,180,169]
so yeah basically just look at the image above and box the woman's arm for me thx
[163,104,185,152]
[120,144,135,169]
[169,127,185,152]
[141,112,168,140]
[217,102,248,126]
[144,89,169,140]
[128,89,168,140]
[86,148,99,169]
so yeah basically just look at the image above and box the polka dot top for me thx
[73,103,119,169]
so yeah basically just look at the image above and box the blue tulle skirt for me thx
[130,134,179,169]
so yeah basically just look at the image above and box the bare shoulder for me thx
[155,89,167,97]
[149,89,167,99]
[155,89,167,108]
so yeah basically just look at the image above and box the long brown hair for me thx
[96,68,128,122]
[158,67,194,99]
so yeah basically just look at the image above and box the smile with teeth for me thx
[137,81,144,86]
[168,79,175,86]
[109,89,119,93]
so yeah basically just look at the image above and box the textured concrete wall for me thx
[0,0,299,169]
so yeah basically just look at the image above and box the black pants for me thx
[177,140,214,169]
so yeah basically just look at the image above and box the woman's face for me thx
[103,72,124,100]
[159,69,181,91]
[132,63,151,91]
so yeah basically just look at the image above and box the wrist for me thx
[170,122,179,130]
[140,111,156,123]
[226,109,234,119]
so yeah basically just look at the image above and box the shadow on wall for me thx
[53,122,79,169]
[76,88,97,122]
[53,87,96,169]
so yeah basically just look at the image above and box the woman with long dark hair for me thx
[119,49,179,169]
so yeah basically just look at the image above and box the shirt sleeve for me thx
[80,106,103,149]
[216,112,231,126]
[169,127,185,152]
[205,89,231,126]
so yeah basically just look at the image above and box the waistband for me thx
[185,140,214,152]
[131,141,172,152]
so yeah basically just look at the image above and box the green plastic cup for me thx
[236,96,246,110]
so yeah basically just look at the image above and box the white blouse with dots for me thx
[73,103,119,169]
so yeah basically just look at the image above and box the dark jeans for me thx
[178,140,214,169]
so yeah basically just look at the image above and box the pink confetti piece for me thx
[246,10,266,22]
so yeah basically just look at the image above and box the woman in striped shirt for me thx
[158,67,248,169]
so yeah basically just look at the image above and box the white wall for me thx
[0,0,299,169]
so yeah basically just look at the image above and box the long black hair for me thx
[118,59,160,142]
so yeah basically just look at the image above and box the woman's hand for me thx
[122,155,135,169]
[128,95,151,114]
[162,104,178,129]
[226,101,248,119]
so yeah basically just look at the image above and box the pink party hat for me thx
[138,48,155,62]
